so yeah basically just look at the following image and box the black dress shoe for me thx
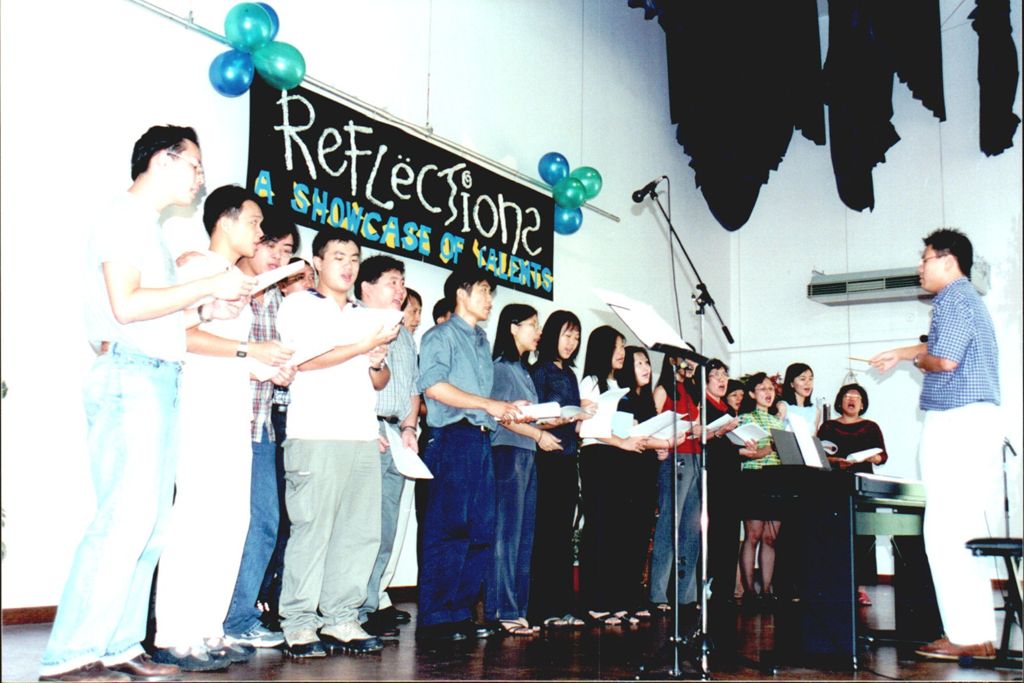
[454,619,499,639]
[363,619,400,639]
[285,641,326,659]
[392,608,412,624]
[39,662,130,681]
[415,623,468,644]
[108,654,179,681]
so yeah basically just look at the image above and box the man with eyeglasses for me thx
[39,126,256,682]
[871,228,1001,662]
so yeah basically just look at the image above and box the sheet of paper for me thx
[354,306,405,331]
[593,287,692,353]
[705,413,735,432]
[579,387,629,439]
[726,422,769,446]
[846,447,882,464]
[253,260,306,295]
[383,423,433,479]
[786,413,823,467]
[249,341,336,381]
[611,411,634,439]
[630,411,691,440]
[517,401,561,420]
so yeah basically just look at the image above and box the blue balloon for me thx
[553,206,583,235]
[209,49,255,97]
[538,152,570,186]
[257,3,280,41]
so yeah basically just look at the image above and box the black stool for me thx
[966,537,1022,667]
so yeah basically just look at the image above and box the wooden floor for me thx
[3,586,1020,681]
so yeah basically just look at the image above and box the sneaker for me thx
[228,623,286,648]
[320,621,384,655]
[151,645,231,672]
[205,637,254,663]
[285,628,327,659]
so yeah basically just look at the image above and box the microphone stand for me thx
[635,183,733,681]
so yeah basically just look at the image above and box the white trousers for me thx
[154,411,251,648]
[920,402,1001,645]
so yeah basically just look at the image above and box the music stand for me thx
[594,289,711,679]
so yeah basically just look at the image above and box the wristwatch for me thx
[236,341,249,358]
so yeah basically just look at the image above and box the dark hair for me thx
[443,262,499,307]
[202,185,256,236]
[739,372,771,414]
[535,310,582,368]
[582,325,625,393]
[403,288,422,310]
[130,125,199,180]
[492,303,538,366]
[616,346,652,392]
[707,358,729,375]
[355,255,405,300]
[726,378,744,397]
[833,383,869,416]
[257,203,300,247]
[311,229,358,259]
[432,297,453,323]
[924,227,973,278]
[781,362,814,406]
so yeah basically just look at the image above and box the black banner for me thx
[246,80,555,299]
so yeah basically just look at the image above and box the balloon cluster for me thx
[537,152,602,235]
[209,3,306,97]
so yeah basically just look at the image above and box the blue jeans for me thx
[359,429,408,622]
[486,446,537,621]
[649,454,701,605]
[40,346,181,676]
[418,423,496,627]
[223,425,280,636]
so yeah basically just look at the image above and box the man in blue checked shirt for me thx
[871,228,1001,662]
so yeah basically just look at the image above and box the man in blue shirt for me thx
[871,228,1000,661]
[415,264,521,644]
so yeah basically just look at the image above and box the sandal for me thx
[562,614,586,628]
[654,603,672,614]
[542,616,569,629]
[613,610,640,625]
[588,610,622,626]
[500,619,536,636]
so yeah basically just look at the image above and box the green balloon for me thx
[552,177,586,209]
[254,41,306,90]
[570,166,603,199]
[224,3,273,53]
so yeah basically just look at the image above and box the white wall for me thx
[1,0,1019,609]
[0,0,725,608]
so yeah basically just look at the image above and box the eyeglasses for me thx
[919,251,949,265]
[167,151,205,179]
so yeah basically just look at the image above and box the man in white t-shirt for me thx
[152,186,290,673]
[40,127,256,682]
[276,231,400,658]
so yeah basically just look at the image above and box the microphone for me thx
[632,176,667,203]
[919,335,928,343]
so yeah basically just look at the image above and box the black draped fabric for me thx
[629,0,825,231]
[823,0,945,212]
[970,0,1022,156]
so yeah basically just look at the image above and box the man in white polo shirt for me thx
[276,231,400,658]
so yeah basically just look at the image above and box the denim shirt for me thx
[418,314,497,429]
[529,361,581,456]
[491,359,539,450]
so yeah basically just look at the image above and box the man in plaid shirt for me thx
[871,228,1001,662]
[222,212,300,648]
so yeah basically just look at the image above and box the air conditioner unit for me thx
[807,259,989,305]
